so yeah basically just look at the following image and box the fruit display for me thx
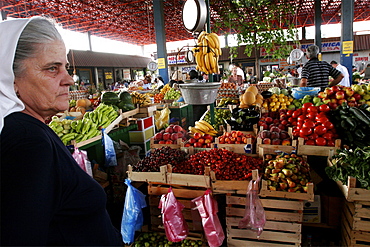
[261,93,294,111]
[227,105,260,131]
[132,232,204,247]
[173,148,264,180]
[257,128,292,146]
[203,108,231,131]
[217,83,239,99]
[217,97,239,107]
[328,102,370,148]
[263,153,311,192]
[164,88,181,101]
[154,93,164,103]
[49,103,119,145]
[153,124,188,144]
[69,98,92,114]
[131,91,152,107]
[239,85,264,108]
[193,31,221,74]
[184,133,214,148]
[133,147,187,172]
[258,110,291,131]
[316,85,364,109]
[188,120,218,137]
[217,131,256,144]
[289,103,338,146]
[351,83,370,105]
[219,82,237,90]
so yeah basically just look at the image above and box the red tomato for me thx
[322,132,334,140]
[322,121,334,130]
[307,106,318,113]
[292,129,300,138]
[302,102,314,111]
[319,104,330,113]
[305,139,316,145]
[316,116,329,123]
[297,115,306,122]
[315,137,327,146]
[307,133,319,140]
[297,120,304,127]
[288,117,295,123]
[303,120,315,129]
[292,109,302,119]
[307,112,318,120]
[314,125,327,136]
[287,110,294,116]
[300,127,313,137]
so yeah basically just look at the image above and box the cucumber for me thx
[349,107,370,125]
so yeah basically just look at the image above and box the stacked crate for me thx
[129,116,155,156]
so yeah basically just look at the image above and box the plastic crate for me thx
[129,126,155,143]
[137,116,154,131]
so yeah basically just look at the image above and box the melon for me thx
[256,93,263,101]
[246,85,258,96]
[242,91,256,105]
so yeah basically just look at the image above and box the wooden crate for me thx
[127,165,167,183]
[297,137,341,156]
[327,155,370,202]
[341,200,370,246]
[166,165,212,188]
[210,170,259,194]
[214,137,257,155]
[226,194,303,247]
[147,183,209,239]
[259,180,315,202]
[134,105,157,118]
[150,137,183,150]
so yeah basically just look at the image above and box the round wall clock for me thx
[290,49,304,61]
[182,0,207,33]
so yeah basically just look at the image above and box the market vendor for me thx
[0,17,122,246]
[300,45,343,89]
[142,75,152,90]
[228,66,244,87]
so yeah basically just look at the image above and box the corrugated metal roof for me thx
[67,50,151,68]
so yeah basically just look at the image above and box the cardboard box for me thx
[303,195,321,223]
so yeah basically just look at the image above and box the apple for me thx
[262,138,271,144]
[324,88,334,96]
[331,85,341,93]
[173,125,183,133]
[177,132,184,139]
[194,142,202,148]
[322,98,331,104]
[318,91,327,99]
[171,133,178,141]
[204,139,212,144]
[259,130,271,139]
[347,101,358,107]
[345,88,355,97]
[189,138,197,144]
[353,93,362,101]
[330,98,338,104]
[265,117,273,124]
[281,139,291,146]
[165,140,173,144]
[162,133,171,140]
[154,133,163,141]
[184,143,191,147]
[193,133,202,139]
[271,138,281,145]
[335,91,345,100]
[270,126,281,133]
[159,140,166,144]
[165,126,174,133]
[198,138,205,144]
[270,131,280,139]
[328,102,338,109]
[203,134,213,140]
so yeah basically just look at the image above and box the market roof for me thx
[67,50,152,68]
[1,0,369,46]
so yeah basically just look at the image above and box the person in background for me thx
[0,17,122,246]
[188,70,199,83]
[297,63,303,78]
[330,61,350,87]
[228,66,243,87]
[300,45,343,89]
[142,75,152,89]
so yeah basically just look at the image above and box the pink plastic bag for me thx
[158,187,188,242]
[72,146,92,176]
[238,177,266,238]
[192,189,225,247]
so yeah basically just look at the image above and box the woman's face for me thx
[14,41,73,121]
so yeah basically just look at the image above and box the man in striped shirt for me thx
[300,45,343,89]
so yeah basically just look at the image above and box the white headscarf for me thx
[0,17,39,133]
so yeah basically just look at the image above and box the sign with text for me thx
[342,41,354,54]
[157,58,166,69]
[168,54,187,65]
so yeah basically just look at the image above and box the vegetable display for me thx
[227,105,260,131]
[328,102,370,148]
[326,147,370,190]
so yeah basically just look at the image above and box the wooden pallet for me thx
[341,201,370,246]
[297,137,341,156]
[147,183,209,239]
[226,194,303,247]
[327,155,370,202]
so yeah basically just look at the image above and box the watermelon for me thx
[101,92,119,105]
[118,91,133,104]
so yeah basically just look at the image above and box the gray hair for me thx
[13,17,64,76]
[306,45,319,59]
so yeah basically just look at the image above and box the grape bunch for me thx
[164,88,181,100]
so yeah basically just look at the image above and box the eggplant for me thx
[261,91,273,99]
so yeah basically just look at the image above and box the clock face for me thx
[182,0,207,33]
[185,50,195,63]
[290,49,304,61]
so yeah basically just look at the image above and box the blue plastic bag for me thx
[102,128,117,167]
[121,179,147,244]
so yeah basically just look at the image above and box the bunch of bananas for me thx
[193,31,221,75]
[131,91,152,107]
[189,120,218,136]
[160,84,171,95]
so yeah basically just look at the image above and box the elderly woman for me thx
[0,17,122,246]
[228,66,244,86]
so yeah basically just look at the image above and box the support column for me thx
[341,0,354,84]
[88,31,92,51]
[153,0,169,84]
[314,0,322,51]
